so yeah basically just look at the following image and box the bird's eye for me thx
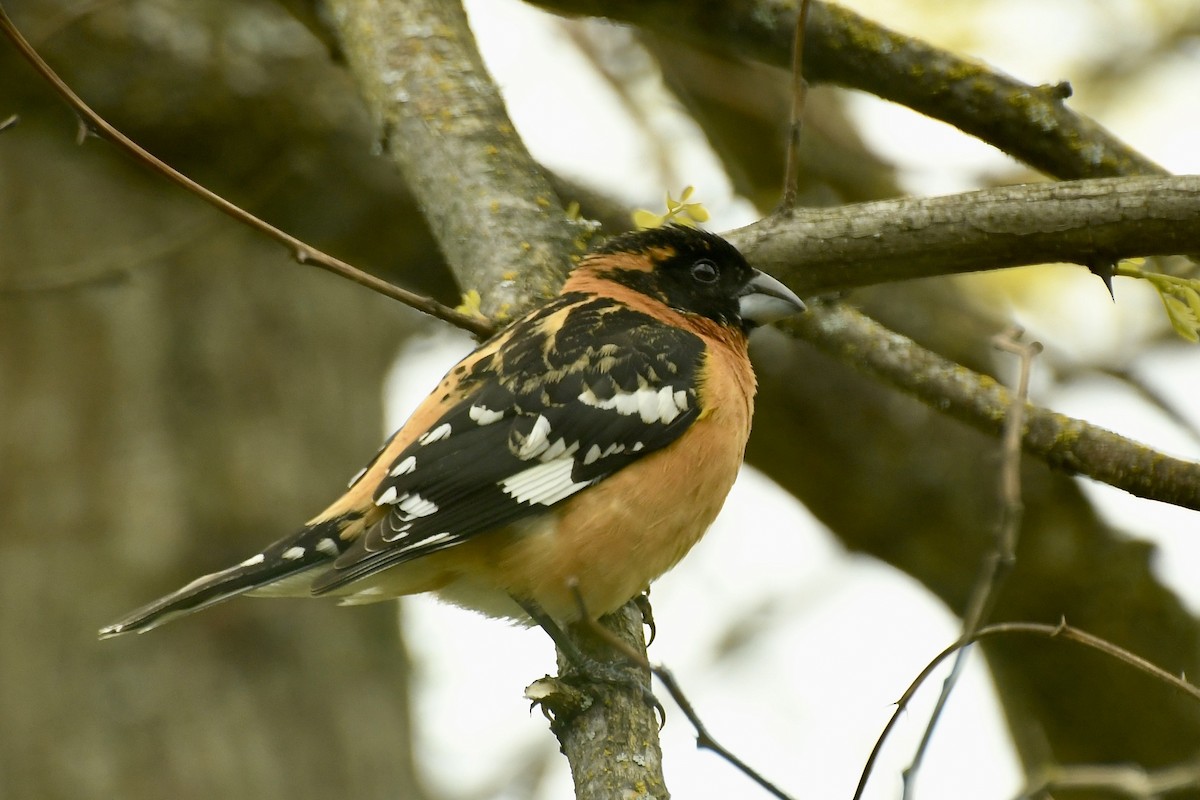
[690,259,719,283]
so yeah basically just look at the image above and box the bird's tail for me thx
[98,516,355,639]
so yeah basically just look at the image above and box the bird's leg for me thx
[513,594,663,719]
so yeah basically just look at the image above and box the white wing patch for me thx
[582,441,626,466]
[579,384,688,424]
[396,493,439,519]
[469,404,505,425]
[418,423,453,446]
[501,458,591,507]
[315,538,340,557]
[540,437,580,462]
[374,486,439,521]
[515,414,553,460]
[282,546,306,560]
[389,455,417,477]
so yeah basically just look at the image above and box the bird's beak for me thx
[738,269,806,327]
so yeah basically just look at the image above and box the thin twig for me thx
[575,596,794,800]
[901,328,1042,799]
[652,666,793,800]
[0,112,18,132]
[0,3,493,339]
[780,0,811,211]
[853,619,1200,800]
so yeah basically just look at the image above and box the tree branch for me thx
[322,0,592,319]
[854,620,1200,800]
[729,175,1200,295]
[787,302,1200,511]
[903,330,1041,799]
[317,0,667,792]
[12,0,1196,519]
[530,0,1164,181]
[0,2,492,337]
[527,604,670,800]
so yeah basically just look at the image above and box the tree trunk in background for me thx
[0,4,441,796]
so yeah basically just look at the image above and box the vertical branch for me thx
[856,621,1200,800]
[780,0,811,211]
[322,0,591,318]
[527,603,669,800]
[901,328,1042,798]
[318,3,667,796]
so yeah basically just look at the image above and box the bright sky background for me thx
[383,2,1200,798]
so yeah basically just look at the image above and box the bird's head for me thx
[573,225,805,331]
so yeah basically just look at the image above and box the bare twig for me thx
[787,303,1200,511]
[653,666,793,800]
[574,596,794,800]
[779,0,811,211]
[854,620,1200,800]
[990,331,1043,553]
[0,3,493,338]
[901,329,1042,799]
[11,3,1199,324]
[0,112,17,132]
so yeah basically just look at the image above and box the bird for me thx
[99,224,804,642]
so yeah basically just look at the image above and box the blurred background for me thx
[2,1,1199,798]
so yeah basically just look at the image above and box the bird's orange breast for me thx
[432,330,754,622]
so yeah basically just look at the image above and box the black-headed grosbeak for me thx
[100,225,804,639]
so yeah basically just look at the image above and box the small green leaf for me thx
[631,186,710,230]
[1182,285,1200,320]
[1162,293,1200,342]
[632,209,665,230]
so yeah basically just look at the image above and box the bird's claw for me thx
[561,655,666,726]
[634,590,657,646]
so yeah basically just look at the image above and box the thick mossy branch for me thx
[323,0,591,319]
[531,0,1163,181]
[788,303,1200,511]
[730,175,1200,295]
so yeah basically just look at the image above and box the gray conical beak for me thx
[738,269,805,327]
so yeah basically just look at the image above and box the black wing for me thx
[311,295,706,594]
